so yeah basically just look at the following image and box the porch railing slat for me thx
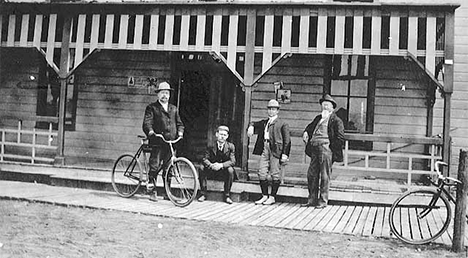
[299,8,309,53]
[195,12,205,51]
[104,14,114,49]
[281,10,292,55]
[227,14,239,70]
[7,15,15,47]
[262,13,274,72]
[179,13,190,51]
[75,14,86,66]
[33,14,42,48]
[212,11,222,53]
[389,13,400,55]
[371,10,381,55]
[133,14,144,50]
[353,11,363,55]
[149,14,159,50]
[118,14,129,49]
[46,14,57,65]
[408,11,418,55]
[426,16,437,76]
[317,8,327,53]
[20,14,29,47]
[335,12,345,54]
[90,14,100,51]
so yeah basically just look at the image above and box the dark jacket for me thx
[304,112,345,162]
[202,141,236,169]
[142,101,184,145]
[250,118,291,159]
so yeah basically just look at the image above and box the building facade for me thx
[0,0,463,186]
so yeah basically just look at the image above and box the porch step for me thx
[0,162,402,206]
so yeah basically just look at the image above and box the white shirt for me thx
[159,101,169,112]
[264,115,278,140]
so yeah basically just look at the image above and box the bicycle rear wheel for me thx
[111,154,142,197]
[164,157,198,207]
[389,189,451,245]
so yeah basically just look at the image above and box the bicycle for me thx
[389,161,465,244]
[111,134,199,207]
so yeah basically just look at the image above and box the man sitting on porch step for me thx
[302,94,344,209]
[247,99,291,205]
[197,125,237,204]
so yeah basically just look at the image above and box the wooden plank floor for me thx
[1,181,468,247]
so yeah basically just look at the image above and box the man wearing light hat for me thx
[302,94,344,208]
[247,99,291,205]
[143,81,184,202]
[197,125,237,204]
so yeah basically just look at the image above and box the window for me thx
[36,60,77,130]
[329,55,374,149]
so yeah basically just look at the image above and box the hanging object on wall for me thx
[273,81,291,103]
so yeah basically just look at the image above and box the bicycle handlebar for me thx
[137,134,182,144]
[434,161,462,185]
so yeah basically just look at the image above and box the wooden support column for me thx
[241,9,256,170]
[55,16,72,166]
[452,149,468,252]
[442,11,455,176]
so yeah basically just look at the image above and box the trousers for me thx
[306,144,332,205]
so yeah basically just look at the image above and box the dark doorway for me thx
[176,69,211,161]
[172,52,244,165]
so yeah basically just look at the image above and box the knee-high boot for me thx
[271,180,281,197]
[260,180,269,196]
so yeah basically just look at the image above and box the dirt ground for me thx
[0,200,466,258]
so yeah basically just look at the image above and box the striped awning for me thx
[0,4,454,81]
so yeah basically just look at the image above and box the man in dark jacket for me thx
[247,99,291,205]
[198,125,237,204]
[142,81,184,202]
[302,94,344,208]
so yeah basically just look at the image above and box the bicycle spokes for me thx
[389,190,451,245]
[164,158,198,207]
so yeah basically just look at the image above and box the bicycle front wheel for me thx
[164,157,199,207]
[389,189,451,245]
[111,154,142,198]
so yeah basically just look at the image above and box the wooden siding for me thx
[432,4,468,176]
[0,48,41,128]
[65,50,170,166]
[248,55,435,181]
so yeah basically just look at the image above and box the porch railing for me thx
[0,118,58,164]
[343,133,443,187]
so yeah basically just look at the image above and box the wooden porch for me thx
[0,180,466,247]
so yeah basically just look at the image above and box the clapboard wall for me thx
[0,48,41,128]
[433,4,468,176]
[248,54,432,181]
[66,50,171,167]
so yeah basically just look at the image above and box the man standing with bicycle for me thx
[143,81,184,202]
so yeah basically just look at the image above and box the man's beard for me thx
[321,110,331,118]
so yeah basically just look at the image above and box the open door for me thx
[172,52,244,165]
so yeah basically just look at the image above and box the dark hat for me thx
[154,81,173,92]
[319,94,337,108]
[217,125,229,133]
[267,99,280,109]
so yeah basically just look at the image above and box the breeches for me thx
[258,142,282,181]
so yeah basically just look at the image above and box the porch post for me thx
[241,9,256,170]
[55,16,72,166]
[442,11,455,175]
